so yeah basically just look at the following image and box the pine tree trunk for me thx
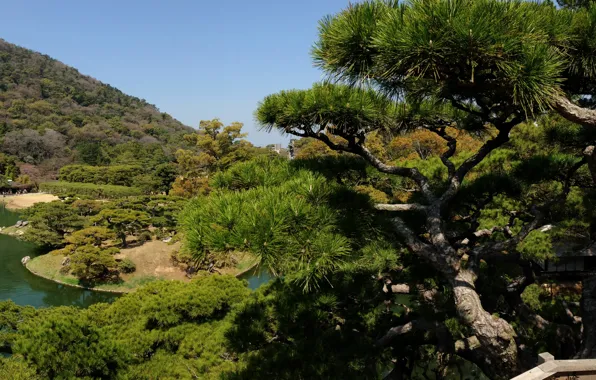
[584,146,596,184]
[452,270,520,379]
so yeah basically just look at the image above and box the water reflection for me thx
[239,267,274,290]
[0,207,118,308]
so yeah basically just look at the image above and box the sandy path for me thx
[1,193,59,210]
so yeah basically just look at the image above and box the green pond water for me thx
[0,207,117,308]
[0,207,271,309]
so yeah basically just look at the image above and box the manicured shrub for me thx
[117,258,136,274]
[40,182,142,199]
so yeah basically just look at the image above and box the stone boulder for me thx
[15,220,23,228]
[21,256,31,265]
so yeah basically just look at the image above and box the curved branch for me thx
[429,127,457,178]
[307,130,436,202]
[375,320,441,348]
[554,95,596,127]
[440,123,518,205]
[391,216,458,275]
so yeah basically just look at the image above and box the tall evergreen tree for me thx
[255,1,596,377]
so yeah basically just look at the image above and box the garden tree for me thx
[52,227,116,256]
[3,276,251,379]
[69,245,119,282]
[172,119,272,197]
[0,153,19,179]
[12,306,124,379]
[70,199,104,217]
[132,174,162,195]
[153,162,178,193]
[59,164,144,187]
[104,195,187,231]
[0,301,36,356]
[182,119,253,174]
[91,208,151,247]
[188,154,580,378]
[23,201,84,247]
[170,176,211,198]
[253,1,596,377]
[0,174,8,189]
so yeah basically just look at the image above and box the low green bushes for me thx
[59,165,144,187]
[39,182,142,198]
[117,258,136,274]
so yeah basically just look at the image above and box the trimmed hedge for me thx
[40,182,142,198]
[59,165,144,187]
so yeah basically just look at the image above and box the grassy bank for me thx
[26,240,258,293]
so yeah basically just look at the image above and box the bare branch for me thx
[450,99,486,119]
[375,203,428,212]
[428,127,456,178]
[383,283,410,294]
[375,320,440,348]
[382,281,438,303]
[440,123,519,205]
[306,130,437,202]
[554,95,596,127]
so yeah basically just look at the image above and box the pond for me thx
[238,267,274,289]
[0,207,272,309]
[0,207,118,308]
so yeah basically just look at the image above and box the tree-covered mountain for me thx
[0,39,194,177]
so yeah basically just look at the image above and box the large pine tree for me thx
[255,1,596,378]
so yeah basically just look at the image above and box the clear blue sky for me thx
[0,0,353,146]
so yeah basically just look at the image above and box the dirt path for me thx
[1,193,59,210]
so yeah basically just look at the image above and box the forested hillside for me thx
[0,39,194,177]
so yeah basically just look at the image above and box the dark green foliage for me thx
[39,181,142,198]
[75,141,110,166]
[91,208,151,247]
[0,301,37,355]
[23,201,85,247]
[153,163,178,193]
[104,195,186,230]
[184,158,396,292]
[69,245,120,282]
[184,166,352,291]
[59,165,144,187]
[117,258,136,274]
[13,306,125,379]
[0,153,19,179]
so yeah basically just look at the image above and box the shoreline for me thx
[24,260,128,294]
[22,254,263,295]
